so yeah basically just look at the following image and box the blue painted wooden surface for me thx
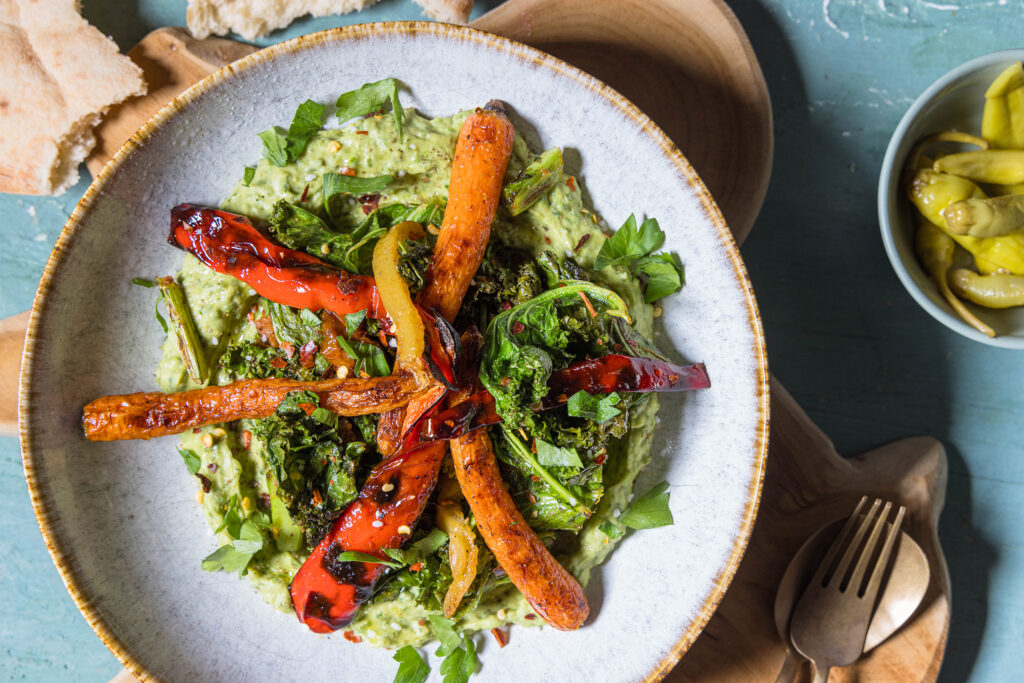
[1,0,1021,680]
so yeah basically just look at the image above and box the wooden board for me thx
[0,2,948,681]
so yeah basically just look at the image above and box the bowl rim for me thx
[19,21,770,681]
[878,48,1024,350]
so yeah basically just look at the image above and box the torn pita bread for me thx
[413,0,473,24]
[187,0,382,41]
[0,0,145,195]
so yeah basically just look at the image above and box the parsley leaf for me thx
[594,214,685,300]
[323,172,393,221]
[131,277,155,287]
[384,528,450,565]
[285,99,325,160]
[600,519,625,539]
[428,614,463,656]
[392,646,430,683]
[336,78,404,138]
[242,166,256,186]
[429,615,479,683]
[335,550,406,569]
[179,447,201,475]
[566,390,622,422]
[636,253,685,303]
[619,481,674,529]
[344,309,367,336]
[258,128,289,167]
[201,517,267,576]
[439,636,477,683]
[535,438,584,468]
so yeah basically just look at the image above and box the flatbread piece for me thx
[0,0,145,195]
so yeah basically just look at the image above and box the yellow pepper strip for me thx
[933,150,1024,184]
[915,222,995,337]
[944,195,1024,237]
[436,496,479,617]
[371,221,427,370]
[904,131,988,180]
[982,62,1024,149]
[907,169,1024,274]
[950,268,1024,308]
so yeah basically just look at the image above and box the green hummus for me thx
[157,110,658,647]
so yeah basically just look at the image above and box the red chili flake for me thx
[300,184,310,203]
[298,402,316,417]
[556,393,568,403]
[258,492,272,510]
[269,356,288,369]
[595,453,607,465]
[511,321,526,334]
[578,291,597,318]
[566,176,576,191]
[613,343,623,352]
[312,488,323,505]
[530,439,537,454]
[527,492,537,504]
[192,428,201,434]
[574,233,591,252]
[491,628,509,648]
[530,475,541,482]
[242,430,252,448]
[299,340,319,369]
[343,631,363,643]
[410,562,424,573]
[417,619,427,626]
[500,301,512,311]
[500,377,510,387]
[207,463,218,473]
[359,193,381,214]
[355,130,369,135]
[524,614,537,621]
[196,473,212,493]
[281,342,296,359]
[544,236,551,244]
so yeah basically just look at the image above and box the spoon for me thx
[773,511,931,681]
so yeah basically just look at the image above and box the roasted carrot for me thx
[420,100,515,321]
[82,373,432,441]
[450,427,589,630]
[291,103,515,632]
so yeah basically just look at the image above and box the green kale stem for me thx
[502,148,563,216]
[158,276,210,384]
[501,426,592,518]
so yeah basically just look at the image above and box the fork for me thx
[788,496,907,683]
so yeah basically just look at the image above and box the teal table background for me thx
[2,0,1022,679]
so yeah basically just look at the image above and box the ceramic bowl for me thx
[879,49,1024,348]
[21,23,768,681]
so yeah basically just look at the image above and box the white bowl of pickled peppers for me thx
[880,49,1024,347]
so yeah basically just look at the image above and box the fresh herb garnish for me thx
[599,519,625,539]
[619,480,674,529]
[202,514,270,576]
[566,390,622,422]
[242,166,256,186]
[535,438,584,468]
[179,447,201,475]
[344,309,367,336]
[131,277,155,287]
[335,550,407,569]
[336,78,404,139]
[259,100,325,167]
[428,615,479,683]
[392,646,430,683]
[594,214,685,301]
[323,172,393,221]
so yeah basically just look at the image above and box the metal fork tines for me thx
[789,496,908,680]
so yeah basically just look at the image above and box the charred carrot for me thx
[420,101,515,321]
[81,373,431,441]
[450,427,589,630]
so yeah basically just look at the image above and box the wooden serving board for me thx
[1,2,949,681]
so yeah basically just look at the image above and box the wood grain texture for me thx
[1,7,947,682]
[472,0,773,244]
[667,379,949,682]
[0,311,29,436]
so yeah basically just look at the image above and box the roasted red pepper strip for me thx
[168,204,385,320]
[289,441,447,633]
[412,355,710,444]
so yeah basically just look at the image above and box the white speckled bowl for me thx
[21,23,768,682]
[879,49,1024,348]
